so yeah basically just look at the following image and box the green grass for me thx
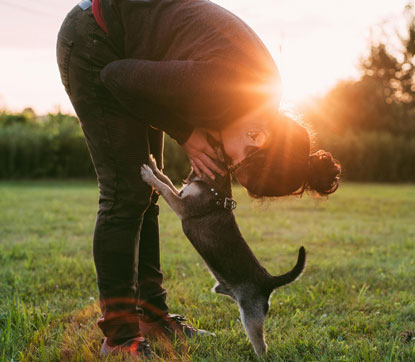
[0,181,414,361]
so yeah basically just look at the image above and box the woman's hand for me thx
[181,128,225,179]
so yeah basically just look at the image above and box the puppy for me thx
[140,155,305,356]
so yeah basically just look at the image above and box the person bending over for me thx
[57,0,341,358]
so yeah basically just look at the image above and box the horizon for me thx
[0,0,409,115]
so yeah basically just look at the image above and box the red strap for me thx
[92,0,109,34]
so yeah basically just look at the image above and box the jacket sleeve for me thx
[100,60,195,144]
[100,58,277,140]
[100,59,255,129]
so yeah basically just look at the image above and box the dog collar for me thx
[209,187,237,211]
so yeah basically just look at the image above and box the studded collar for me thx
[208,186,237,211]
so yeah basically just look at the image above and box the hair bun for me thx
[306,150,341,195]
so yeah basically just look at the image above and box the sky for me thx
[0,0,409,114]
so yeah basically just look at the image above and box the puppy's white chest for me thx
[180,183,203,198]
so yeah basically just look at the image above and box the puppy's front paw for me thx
[148,154,159,173]
[140,164,155,185]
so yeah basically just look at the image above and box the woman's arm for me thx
[100,63,193,144]
[100,59,237,132]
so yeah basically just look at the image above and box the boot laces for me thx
[164,314,198,333]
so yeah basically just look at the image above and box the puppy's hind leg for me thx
[140,164,186,219]
[238,299,268,356]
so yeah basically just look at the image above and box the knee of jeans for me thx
[99,183,153,220]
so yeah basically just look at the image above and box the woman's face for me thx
[221,131,266,189]
[221,130,249,166]
[221,127,269,169]
[219,111,271,187]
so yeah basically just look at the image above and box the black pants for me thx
[56,4,168,344]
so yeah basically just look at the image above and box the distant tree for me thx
[361,3,415,108]
[0,112,30,126]
[304,2,415,136]
[22,107,36,120]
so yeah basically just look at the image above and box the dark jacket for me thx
[100,0,281,144]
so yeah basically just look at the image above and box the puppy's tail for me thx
[268,247,306,291]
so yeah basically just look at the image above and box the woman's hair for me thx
[237,114,341,198]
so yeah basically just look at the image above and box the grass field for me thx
[0,181,414,361]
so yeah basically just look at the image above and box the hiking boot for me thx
[100,335,154,359]
[139,313,216,338]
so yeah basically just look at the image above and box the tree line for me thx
[0,111,189,183]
